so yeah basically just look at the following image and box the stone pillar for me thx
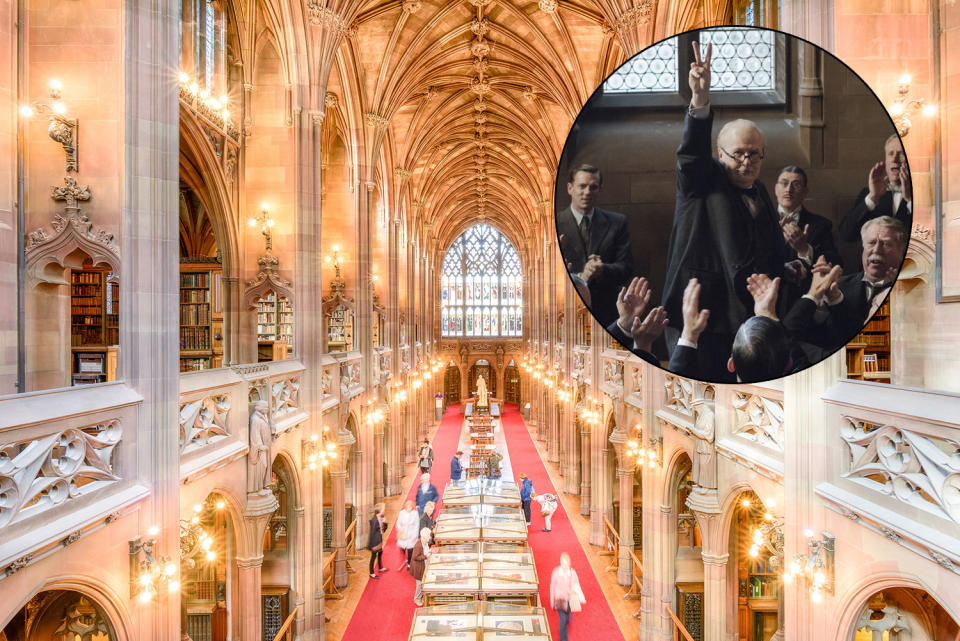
[617,465,636,587]
[291,506,306,634]
[331,468,349,588]
[701,551,729,641]
[373,425,385,502]
[589,441,609,547]
[579,426,591,515]
[236,556,265,641]
[387,403,403,495]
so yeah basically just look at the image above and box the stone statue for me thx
[248,400,273,494]
[476,374,488,407]
[690,396,717,490]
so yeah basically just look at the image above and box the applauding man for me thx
[839,134,912,243]
[775,166,843,269]
[607,277,669,363]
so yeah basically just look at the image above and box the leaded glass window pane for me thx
[441,224,522,337]
[700,28,775,92]
[603,38,679,94]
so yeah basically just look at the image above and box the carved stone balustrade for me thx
[0,383,147,578]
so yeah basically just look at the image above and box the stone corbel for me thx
[900,225,933,284]
[244,251,294,307]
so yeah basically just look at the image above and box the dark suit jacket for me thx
[557,206,634,327]
[368,515,385,550]
[784,207,843,269]
[781,272,881,352]
[662,111,786,356]
[839,187,912,243]
[605,319,659,365]
[668,344,701,378]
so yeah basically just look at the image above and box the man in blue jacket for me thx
[416,473,439,516]
[519,473,534,527]
[450,450,463,481]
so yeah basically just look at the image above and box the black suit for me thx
[557,206,634,327]
[839,187,912,243]
[782,207,843,269]
[368,515,387,575]
[661,111,786,381]
[605,320,659,365]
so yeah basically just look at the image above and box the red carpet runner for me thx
[500,404,626,641]
[340,402,463,641]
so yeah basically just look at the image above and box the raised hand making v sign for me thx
[689,40,712,108]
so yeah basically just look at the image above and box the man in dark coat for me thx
[774,166,843,269]
[661,41,786,382]
[367,503,388,578]
[839,134,912,243]
[556,164,634,327]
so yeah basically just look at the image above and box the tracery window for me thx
[441,224,523,337]
[180,0,228,95]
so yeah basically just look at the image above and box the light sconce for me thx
[783,531,835,603]
[391,380,408,404]
[364,405,385,426]
[302,426,338,471]
[20,78,79,172]
[412,376,422,389]
[325,246,346,281]
[888,73,936,137]
[629,435,662,469]
[129,531,178,603]
[248,203,275,251]
[178,71,234,132]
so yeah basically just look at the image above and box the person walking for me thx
[486,449,502,479]
[395,500,419,569]
[533,491,559,532]
[410,526,433,606]
[550,553,585,641]
[368,503,389,579]
[418,438,434,474]
[519,473,534,526]
[415,473,439,516]
[419,500,437,546]
[450,450,464,481]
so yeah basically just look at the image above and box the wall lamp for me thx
[888,73,936,137]
[129,529,178,603]
[783,530,835,603]
[248,202,275,251]
[303,427,338,471]
[20,78,78,172]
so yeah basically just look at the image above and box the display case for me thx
[409,601,551,641]
[435,506,483,545]
[422,544,482,606]
[422,543,538,607]
[442,480,521,508]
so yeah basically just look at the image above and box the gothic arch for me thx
[661,447,695,510]
[1,578,132,641]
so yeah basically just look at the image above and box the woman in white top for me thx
[533,492,559,532]
[395,500,420,569]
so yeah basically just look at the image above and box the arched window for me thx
[180,0,228,95]
[441,224,523,337]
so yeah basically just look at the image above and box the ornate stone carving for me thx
[394,167,412,183]
[471,76,492,95]
[0,420,121,529]
[930,549,957,571]
[365,112,390,130]
[179,395,230,455]
[5,555,33,576]
[271,377,302,420]
[841,419,960,524]
[471,17,490,36]
[612,1,654,34]
[51,175,90,209]
[320,369,333,397]
[523,85,536,101]
[471,38,491,59]
[307,2,353,36]
[731,392,785,451]
[691,386,717,489]
[248,400,273,494]
[539,0,558,13]
[664,375,694,415]
[325,92,339,109]
[402,0,422,13]
[245,251,294,307]
[62,530,82,547]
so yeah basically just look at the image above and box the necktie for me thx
[579,215,591,250]
[864,281,891,303]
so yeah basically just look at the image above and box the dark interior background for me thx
[555,29,900,319]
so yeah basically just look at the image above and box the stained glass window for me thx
[603,38,679,94]
[441,224,522,337]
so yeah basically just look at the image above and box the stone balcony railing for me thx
[0,383,148,578]
[178,360,309,484]
[818,380,960,575]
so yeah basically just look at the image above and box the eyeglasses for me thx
[720,147,764,164]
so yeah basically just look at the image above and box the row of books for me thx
[179,327,211,351]
[180,304,211,325]
[72,285,102,297]
[180,272,211,288]
[72,306,104,316]
[855,333,889,346]
[72,272,102,285]
[180,289,210,303]
[72,316,101,326]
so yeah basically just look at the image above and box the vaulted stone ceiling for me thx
[319,0,730,254]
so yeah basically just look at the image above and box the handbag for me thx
[569,583,586,613]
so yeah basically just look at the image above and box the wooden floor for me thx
[323,415,640,641]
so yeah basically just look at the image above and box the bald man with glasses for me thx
[661,41,787,382]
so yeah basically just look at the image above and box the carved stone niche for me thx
[26,178,119,286]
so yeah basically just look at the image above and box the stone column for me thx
[617,465,636,587]
[331,468,349,588]
[579,425,591,516]
[236,556,265,641]
[701,551,729,641]
[291,505,306,634]
[373,424,385,502]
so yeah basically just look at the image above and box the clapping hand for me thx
[867,161,887,202]
[689,41,713,109]
[901,162,912,203]
[807,256,843,301]
[631,306,669,353]
[582,254,603,282]
[746,273,780,320]
[616,277,651,331]
[780,218,811,255]
[680,278,711,344]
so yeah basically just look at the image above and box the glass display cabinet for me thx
[408,601,551,641]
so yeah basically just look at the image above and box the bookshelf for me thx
[256,292,293,360]
[372,308,384,348]
[70,268,119,385]
[180,264,223,372]
[327,304,353,352]
[747,558,778,600]
[846,299,891,383]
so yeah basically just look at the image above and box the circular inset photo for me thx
[555,26,911,384]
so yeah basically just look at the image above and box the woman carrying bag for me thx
[549,552,585,641]
[395,500,419,569]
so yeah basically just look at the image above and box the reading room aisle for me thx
[500,404,627,641]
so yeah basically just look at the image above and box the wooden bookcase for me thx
[180,263,223,372]
[256,292,293,360]
[70,268,119,385]
[845,299,891,383]
[327,304,353,352]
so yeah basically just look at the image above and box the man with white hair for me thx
[415,473,439,516]
[662,41,786,382]
[839,134,913,243]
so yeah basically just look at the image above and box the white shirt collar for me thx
[570,206,594,226]
[778,205,802,220]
